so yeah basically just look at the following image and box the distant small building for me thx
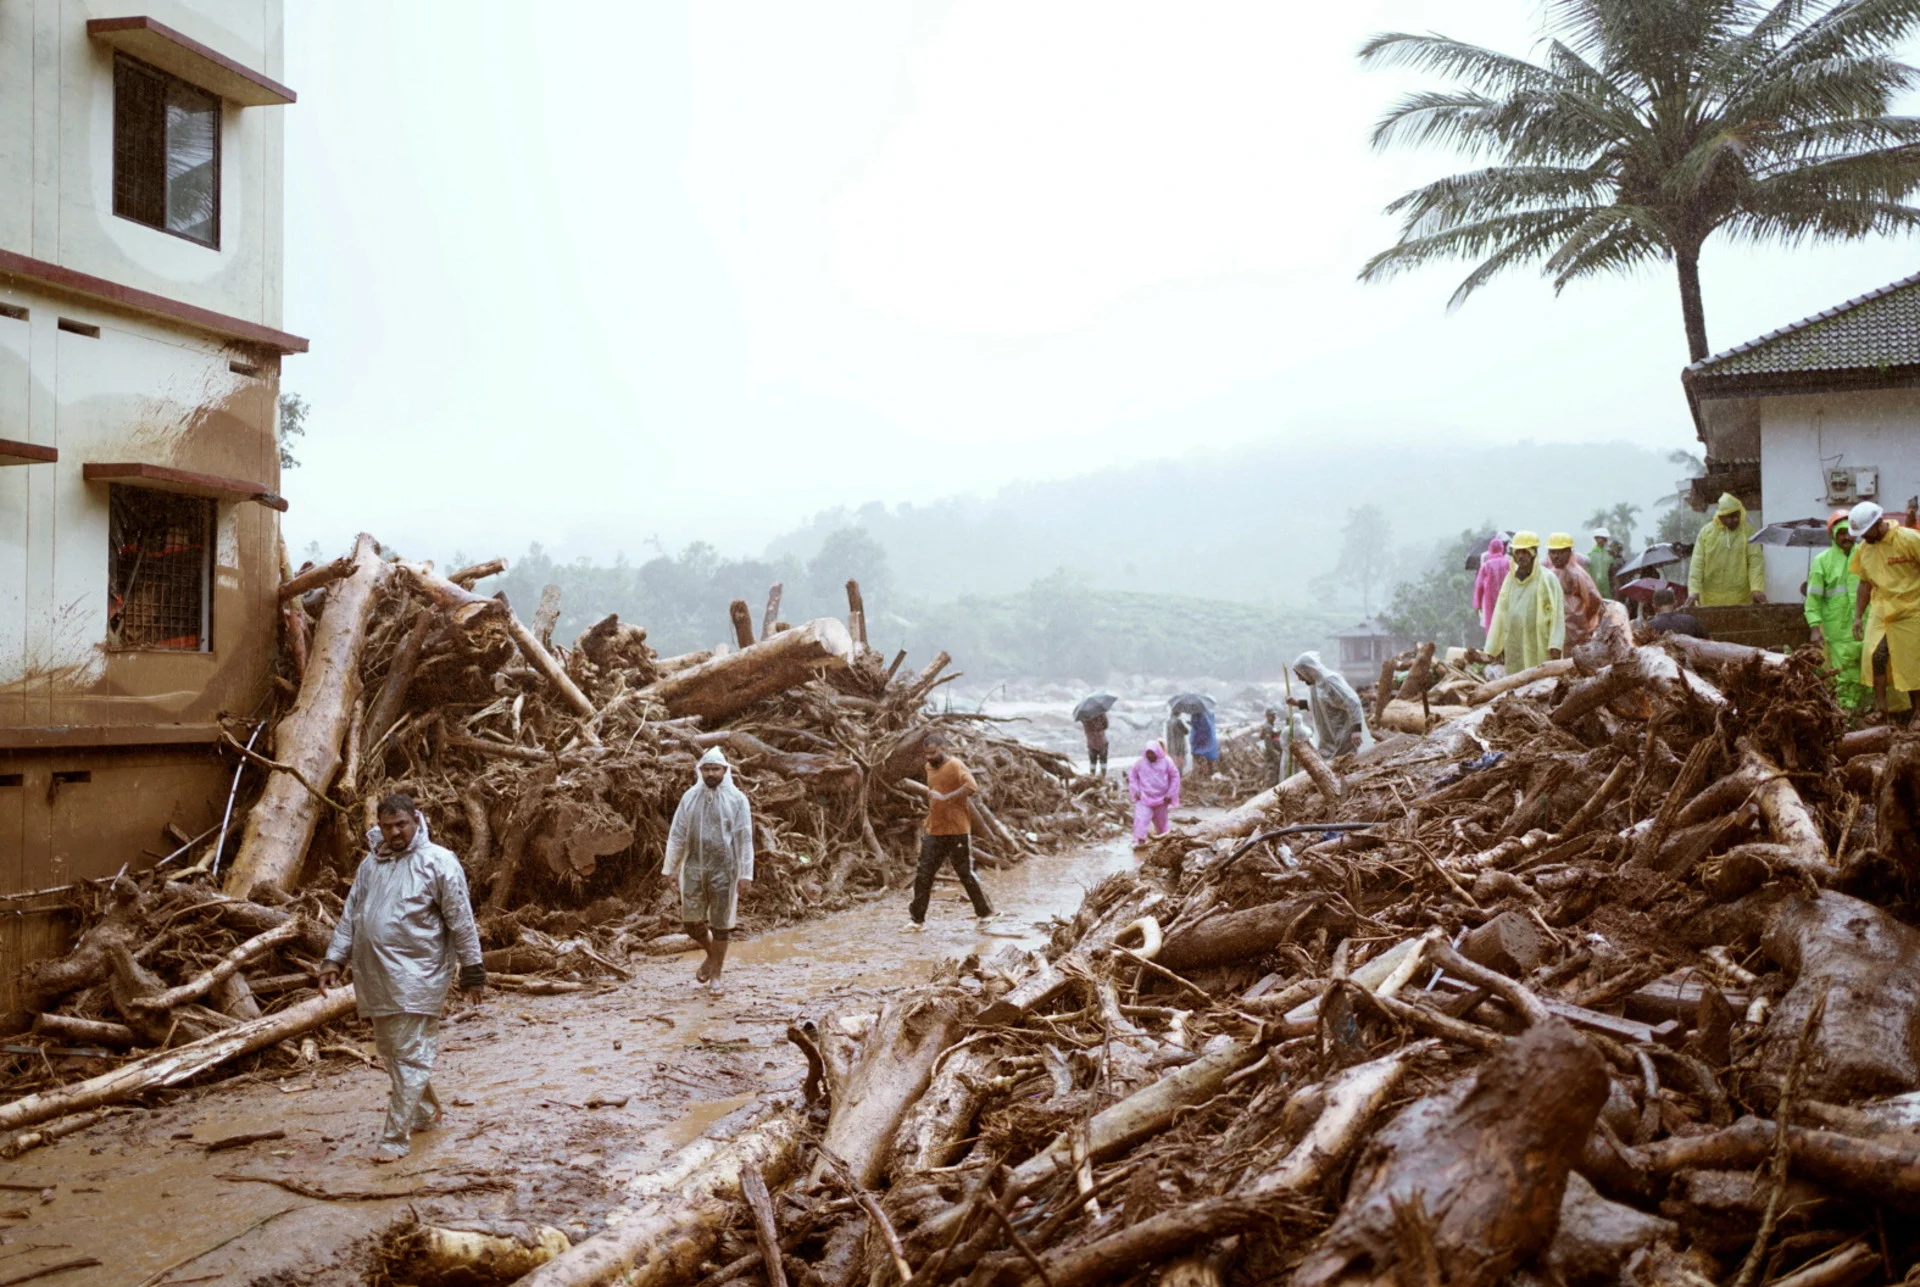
[1686,271,1920,603]
[1329,618,1412,688]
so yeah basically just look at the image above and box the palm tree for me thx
[1585,501,1642,547]
[1359,0,1920,361]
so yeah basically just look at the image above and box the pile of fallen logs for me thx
[519,622,1920,1286]
[3,536,1113,1147]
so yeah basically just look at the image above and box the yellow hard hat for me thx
[1509,531,1540,551]
[1545,532,1575,550]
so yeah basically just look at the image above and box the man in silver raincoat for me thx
[1290,651,1376,760]
[663,747,755,993]
[320,793,484,1161]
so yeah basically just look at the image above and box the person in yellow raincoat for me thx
[1849,500,1920,721]
[1484,531,1564,672]
[1686,493,1767,607]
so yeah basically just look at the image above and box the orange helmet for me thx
[1828,508,1851,531]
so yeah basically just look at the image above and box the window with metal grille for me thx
[112,54,220,248]
[108,486,214,651]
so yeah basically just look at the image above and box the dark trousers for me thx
[909,834,993,923]
[1088,747,1107,774]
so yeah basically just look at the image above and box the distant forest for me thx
[435,438,1694,680]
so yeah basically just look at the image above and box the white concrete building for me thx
[1686,271,1920,604]
[0,2,301,1025]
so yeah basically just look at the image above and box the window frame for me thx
[106,484,216,654]
[111,52,223,250]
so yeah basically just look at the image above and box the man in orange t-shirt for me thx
[907,733,995,930]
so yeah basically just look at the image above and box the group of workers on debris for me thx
[1472,495,1920,721]
[318,729,1003,1160]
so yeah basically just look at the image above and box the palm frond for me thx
[1358,32,1563,95]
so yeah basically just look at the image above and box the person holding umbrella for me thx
[1687,494,1767,607]
[1073,693,1116,777]
[1805,511,1867,712]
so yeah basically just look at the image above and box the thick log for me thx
[729,599,755,649]
[519,1112,800,1287]
[760,584,784,642]
[1552,653,1644,728]
[1378,699,1470,734]
[363,609,437,755]
[395,560,499,628]
[278,555,355,602]
[812,997,962,1189]
[127,918,303,1012]
[0,986,357,1133]
[225,534,387,895]
[1841,726,1894,761]
[1543,1173,1675,1287]
[388,1223,572,1287]
[1639,1115,1920,1206]
[1394,641,1436,703]
[1158,898,1331,973]
[1740,741,1830,875]
[1468,658,1576,705]
[1666,633,1789,670]
[891,1044,993,1178]
[1291,737,1343,802]
[32,1013,136,1047]
[1761,891,1920,1101]
[1291,1022,1609,1287]
[845,579,867,649]
[644,618,857,724]
[448,557,507,587]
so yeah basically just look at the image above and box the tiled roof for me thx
[1689,270,1920,379]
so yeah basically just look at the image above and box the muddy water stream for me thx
[3,830,1158,1286]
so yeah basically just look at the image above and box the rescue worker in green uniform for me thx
[1805,511,1868,713]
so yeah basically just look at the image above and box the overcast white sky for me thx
[280,1,1920,562]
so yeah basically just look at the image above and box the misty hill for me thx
[765,439,1686,612]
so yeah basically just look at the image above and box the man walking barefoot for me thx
[320,793,485,1162]
[664,747,755,993]
[907,734,995,930]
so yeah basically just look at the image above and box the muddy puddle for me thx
[1,831,1148,1287]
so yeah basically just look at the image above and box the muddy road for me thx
[3,831,1159,1287]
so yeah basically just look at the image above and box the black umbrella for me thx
[1750,519,1832,548]
[1615,542,1691,577]
[1168,692,1216,717]
[1073,692,1119,722]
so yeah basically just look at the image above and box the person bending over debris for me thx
[1644,587,1708,639]
[1850,500,1920,722]
[907,733,995,930]
[1807,511,1867,712]
[1546,532,1606,648]
[1687,492,1766,607]
[663,747,755,991]
[1128,738,1182,844]
[1291,650,1373,759]
[319,793,485,1162]
[1484,531,1564,672]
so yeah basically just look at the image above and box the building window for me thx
[112,54,220,247]
[108,486,214,651]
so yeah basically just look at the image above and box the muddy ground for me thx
[0,827,1178,1287]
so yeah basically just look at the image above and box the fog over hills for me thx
[767,438,1688,612]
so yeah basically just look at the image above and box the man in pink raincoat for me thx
[1471,536,1511,636]
[1128,739,1182,845]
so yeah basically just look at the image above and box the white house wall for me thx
[1758,388,1920,603]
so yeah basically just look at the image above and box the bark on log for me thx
[1740,741,1830,876]
[845,579,867,649]
[643,618,857,724]
[1372,657,1398,724]
[389,1223,572,1287]
[31,1013,136,1047]
[1291,1022,1609,1287]
[729,599,755,649]
[760,584,784,642]
[395,561,499,627]
[282,597,311,681]
[1378,700,1470,734]
[519,1112,800,1287]
[739,1164,789,1287]
[278,555,356,602]
[1158,898,1333,973]
[126,918,303,1012]
[1552,654,1645,728]
[1394,642,1436,704]
[1666,634,1790,670]
[363,610,436,756]
[1639,1115,1920,1206]
[1841,726,1894,761]
[1292,737,1343,803]
[449,557,507,588]
[891,1045,992,1178]
[1761,891,1920,1101]
[1876,736,1920,877]
[812,997,962,1189]
[900,651,953,707]
[0,986,357,1134]
[1469,659,1577,705]
[224,534,388,895]
[1543,1173,1675,1287]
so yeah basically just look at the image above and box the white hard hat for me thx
[1851,500,1885,534]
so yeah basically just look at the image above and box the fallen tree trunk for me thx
[1291,1021,1608,1287]
[395,560,498,628]
[363,610,437,756]
[0,986,357,1134]
[126,918,303,1013]
[224,534,388,895]
[278,555,356,603]
[890,1043,993,1178]
[386,1222,572,1287]
[1740,741,1831,877]
[1291,737,1343,803]
[1158,898,1333,973]
[1666,633,1790,671]
[1378,699,1470,734]
[519,1111,801,1287]
[1552,653,1644,728]
[1760,891,1920,1102]
[1469,658,1576,705]
[31,1013,136,1047]
[644,618,857,723]
[1639,1115,1920,1207]
[812,997,962,1189]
